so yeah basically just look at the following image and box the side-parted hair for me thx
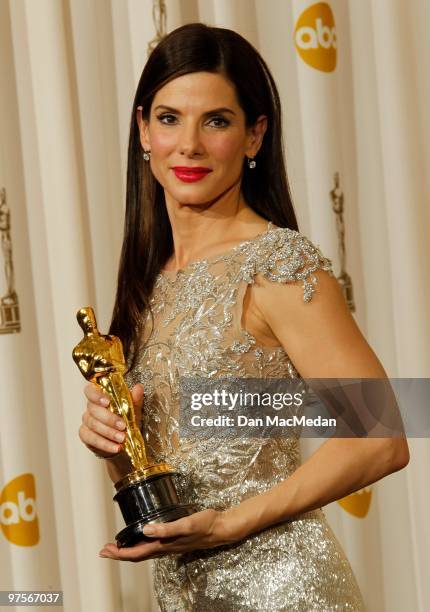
[110,22,299,366]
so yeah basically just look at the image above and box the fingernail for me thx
[116,420,125,430]
[100,397,110,406]
[115,432,125,442]
[143,525,156,536]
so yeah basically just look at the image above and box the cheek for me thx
[149,131,175,155]
[208,134,245,163]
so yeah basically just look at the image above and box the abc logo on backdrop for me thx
[0,473,39,546]
[338,487,372,518]
[294,2,337,72]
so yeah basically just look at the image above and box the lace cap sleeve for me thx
[252,227,335,302]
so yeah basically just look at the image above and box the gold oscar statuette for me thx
[72,307,196,547]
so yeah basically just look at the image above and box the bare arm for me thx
[221,270,409,539]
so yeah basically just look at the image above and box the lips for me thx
[172,167,212,183]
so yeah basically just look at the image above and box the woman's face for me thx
[137,72,267,206]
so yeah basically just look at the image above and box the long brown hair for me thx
[110,23,299,366]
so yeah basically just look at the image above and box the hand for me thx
[79,382,144,458]
[98,508,241,562]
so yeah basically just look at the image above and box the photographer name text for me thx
[189,414,336,428]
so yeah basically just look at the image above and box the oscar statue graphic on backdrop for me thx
[0,188,20,334]
[72,307,196,547]
[330,173,356,312]
[147,0,167,55]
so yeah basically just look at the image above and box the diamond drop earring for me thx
[143,150,151,161]
[247,157,256,169]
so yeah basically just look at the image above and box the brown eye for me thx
[157,113,177,124]
[207,116,229,128]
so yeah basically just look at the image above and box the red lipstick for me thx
[172,166,212,183]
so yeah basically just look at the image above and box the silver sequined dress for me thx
[127,224,365,611]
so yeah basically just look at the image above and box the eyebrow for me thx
[153,105,236,116]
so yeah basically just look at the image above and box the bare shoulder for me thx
[251,269,387,378]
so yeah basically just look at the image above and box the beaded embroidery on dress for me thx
[126,224,365,611]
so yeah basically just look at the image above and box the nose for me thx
[178,121,204,157]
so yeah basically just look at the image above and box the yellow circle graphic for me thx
[294,2,337,72]
[0,473,40,546]
[337,487,372,518]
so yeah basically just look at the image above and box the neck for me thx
[163,181,267,271]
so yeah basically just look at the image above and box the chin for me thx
[172,195,217,207]
[165,184,225,207]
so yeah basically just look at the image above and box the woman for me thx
[79,23,409,610]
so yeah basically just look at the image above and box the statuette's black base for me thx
[115,504,196,548]
[114,471,197,548]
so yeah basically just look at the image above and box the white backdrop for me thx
[0,1,429,611]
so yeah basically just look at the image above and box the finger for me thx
[99,540,164,561]
[143,517,193,539]
[85,404,127,433]
[83,406,127,443]
[131,383,144,404]
[131,383,144,424]
[82,415,126,445]
[79,423,122,455]
[84,383,110,407]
